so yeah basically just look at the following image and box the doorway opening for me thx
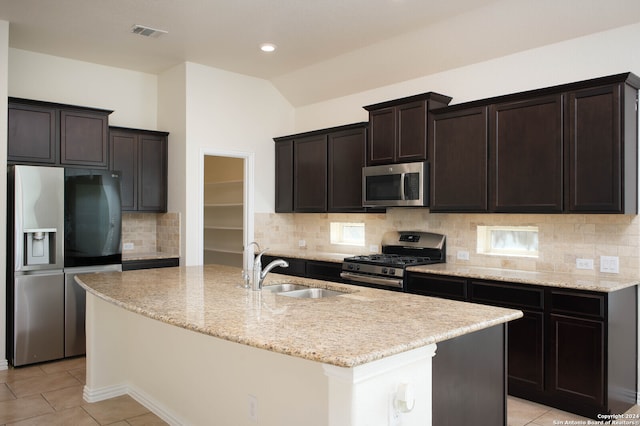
[203,155,244,267]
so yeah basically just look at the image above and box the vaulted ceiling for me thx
[1,0,639,106]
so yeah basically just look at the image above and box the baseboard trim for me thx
[0,359,8,371]
[83,383,184,426]
[83,383,127,403]
[128,384,185,426]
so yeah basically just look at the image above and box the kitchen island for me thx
[76,264,521,425]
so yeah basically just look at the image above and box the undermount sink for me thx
[262,283,309,293]
[277,288,346,299]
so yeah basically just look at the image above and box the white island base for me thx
[84,294,435,426]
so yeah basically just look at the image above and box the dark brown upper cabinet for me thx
[109,127,169,213]
[274,140,294,213]
[60,110,109,168]
[8,98,112,168]
[274,123,368,213]
[491,95,564,213]
[328,126,367,212]
[429,72,639,214]
[8,102,57,164]
[363,92,452,166]
[294,134,328,212]
[429,106,489,212]
[566,83,637,213]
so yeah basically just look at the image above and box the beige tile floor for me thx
[1,356,639,425]
[0,357,166,425]
[508,395,640,426]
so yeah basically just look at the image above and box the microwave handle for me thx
[401,173,407,201]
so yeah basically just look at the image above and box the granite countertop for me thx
[122,252,180,262]
[265,249,350,263]
[76,264,521,368]
[263,250,640,292]
[409,263,640,293]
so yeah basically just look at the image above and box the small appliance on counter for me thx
[7,165,123,366]
[341,231,446,291]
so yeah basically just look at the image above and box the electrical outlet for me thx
[298,239,306,248]
[123,242,134,250]
[600,256,619,273]
[369,245,379,253]
[576,258,594,270]
[247,395,258,422]
[457,250,470,261]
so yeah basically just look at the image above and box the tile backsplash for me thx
[255,210,640,279]
[122,212,181,256]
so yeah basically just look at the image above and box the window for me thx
[477,226,539,258]
[330,222,365,247]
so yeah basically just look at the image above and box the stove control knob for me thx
[382,267,388,274]
[347,264,354,270]
[389,268,396,276]
[356,265,361,271]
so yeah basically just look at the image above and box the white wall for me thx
[8,49,158,129]
[0,20,9,369]
[157,63,187,261]
[294,22,640,132]
[178,62,293,265]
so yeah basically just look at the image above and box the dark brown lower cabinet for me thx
[260,255,344,283]
[548,314,604,409]
[405,271,637,419]
[122,257,179,271]
[508,311,544,394]
[258,255,311,279]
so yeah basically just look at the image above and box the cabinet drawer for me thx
[261,255,306,277]
[406,274,467,300]
[550,291,604,319]
[123,258,179,271]
[470,281,544,310]
[306,261,343,283]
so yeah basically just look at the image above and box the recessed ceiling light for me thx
[131,24,168,38]
[260,43,277,53]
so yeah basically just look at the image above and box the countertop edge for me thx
[75,268,522,368]
[408,264,640,293]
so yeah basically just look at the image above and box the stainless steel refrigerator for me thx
[7,166,123,366]
[63,168,122,358]
[7,165,65,366]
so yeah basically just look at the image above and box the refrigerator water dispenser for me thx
[25,229,56,266]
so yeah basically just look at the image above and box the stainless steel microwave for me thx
[362,161,428,207]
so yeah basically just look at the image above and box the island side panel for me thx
[84,293,330,426]
[84,294,130,401]
[432,324,507,426]
[323,345,436,426]
[608,285,638,413]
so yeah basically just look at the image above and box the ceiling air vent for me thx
[131,24,168,38]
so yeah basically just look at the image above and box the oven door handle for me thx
[340,272,403,289]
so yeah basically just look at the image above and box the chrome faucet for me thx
[252,247,289,290]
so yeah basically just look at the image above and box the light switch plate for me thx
[600,255,619,273]
[576,258,594,270]
[123,242,134,250]
[457,250,470,261]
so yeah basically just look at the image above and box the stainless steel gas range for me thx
[340,231,446,291]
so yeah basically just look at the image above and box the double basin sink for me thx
[262,283,346,299]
